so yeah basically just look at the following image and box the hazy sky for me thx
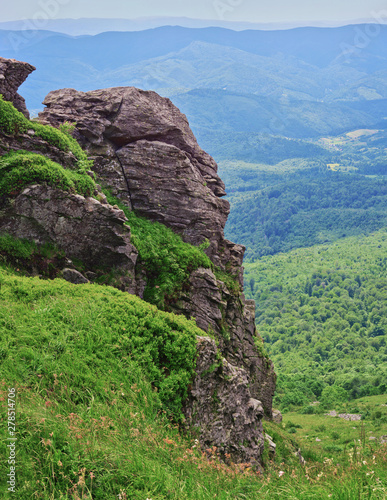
[2,0,387,24]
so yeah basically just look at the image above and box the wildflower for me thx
[279,471,285,477]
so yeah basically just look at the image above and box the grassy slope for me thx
[0,266,386,499]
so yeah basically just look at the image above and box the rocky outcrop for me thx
[39,83,276,429]
[38,87,237,269]
[0,58,276,465]
[184,337,265,464]
[0,57,35,118]
[0,184,138,292]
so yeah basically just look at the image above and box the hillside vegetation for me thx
[225,171,387,260]
[244,229,387,411]
[0,265,386,499]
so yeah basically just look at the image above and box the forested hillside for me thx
[225,171,387,260]
[244,229,387,410]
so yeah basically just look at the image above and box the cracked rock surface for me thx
[39,86,235,269]
[0,185,138,291]
[0,56,35,118]
[183,337,265,464]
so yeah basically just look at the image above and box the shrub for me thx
[0,233,36,259]
[300,405,315,414]
[103,189,214,309]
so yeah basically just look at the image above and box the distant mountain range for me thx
[0,17,380,35]
[1,24,387,161]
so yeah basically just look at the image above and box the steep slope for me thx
[0,56,275,464]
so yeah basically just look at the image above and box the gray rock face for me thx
[62,268,89,284]
[38,87,235,268]
[265,433,277,458]
[184,337,265,464]
[171,266,276,419]
[0,57,35,118]
[272,409,283,424]
[0,185,138,291]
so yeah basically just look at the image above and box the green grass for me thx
[283,394,387,462]
[0,266,386,499]
[0,95,90,169]
[0,150,95,197]
[0,234,67,279]
[0,266,200,420]
[103,190,213,309]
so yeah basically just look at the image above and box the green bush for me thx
[0,234,67,278]
[0,233,36,259]
[0,150,95,197]
[300,405,315,414]
[285,421,302,429]
[103,190,213,309]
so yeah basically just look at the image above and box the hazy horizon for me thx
[2,0,387,25]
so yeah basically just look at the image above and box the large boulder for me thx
[0,185,138,291]
[39,87,237,269]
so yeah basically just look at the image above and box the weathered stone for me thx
[0,57,35,117]
[0,185,138,291]
[272,409,283,424]
[296,448,306,465]
[38,87,234,268]
[117,140,229,264]
[265,433,276,458]
[62,268,89,284]
[184,336,265,465]
[40,87,226,192]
